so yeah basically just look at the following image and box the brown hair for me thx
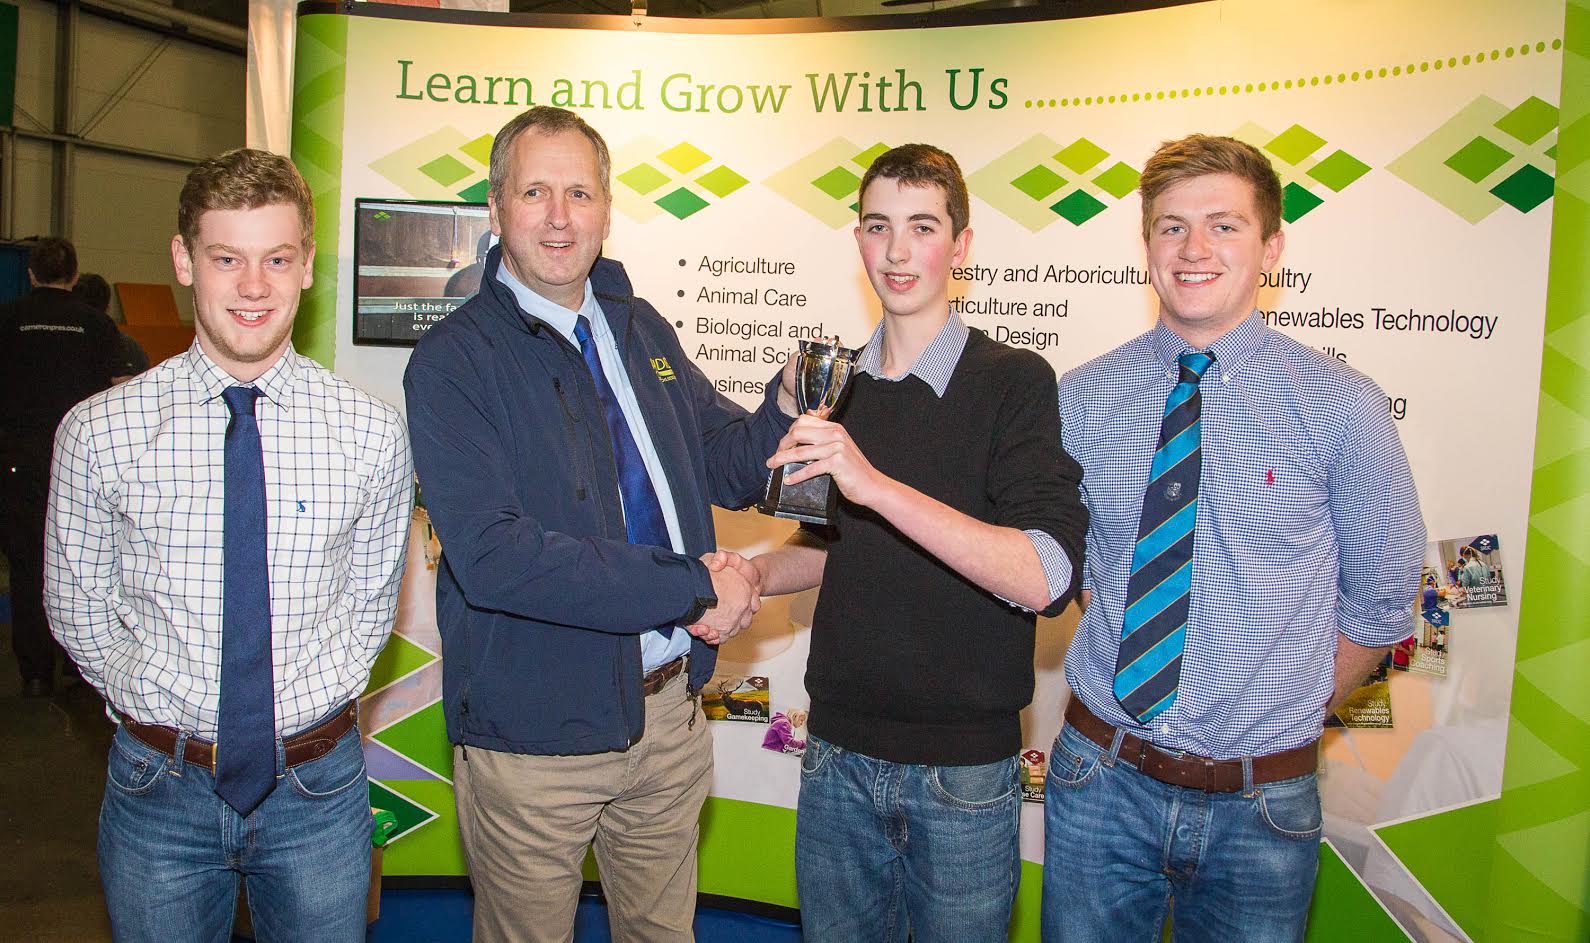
[177,148,314,251]
[1138,134,1283,241]
[489,106,611,199]
[857,143,971,237]
[28,237,77,285]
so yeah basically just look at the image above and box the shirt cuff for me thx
[995,530,1074,612]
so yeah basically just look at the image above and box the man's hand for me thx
[701,549,764,598]
[688,552,760,645]
[767,415,889,508]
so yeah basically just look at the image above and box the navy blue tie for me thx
[1115,351,1215,723]
[573,317,674,638]
[216,385,276,816]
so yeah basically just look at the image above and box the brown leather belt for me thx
[1064,698,1317,793]
[641,656,686,697]
[118,703,357,773]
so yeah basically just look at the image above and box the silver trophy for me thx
[758,338,860,525]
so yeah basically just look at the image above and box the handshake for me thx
[686,550,764,645]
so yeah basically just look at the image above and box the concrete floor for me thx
[0,622,117,942]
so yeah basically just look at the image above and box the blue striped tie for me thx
[573,316,674,639]
[1115,350,1215,723]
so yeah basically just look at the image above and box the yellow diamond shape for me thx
[658,142,711,174]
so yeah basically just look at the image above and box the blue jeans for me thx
[98,719,372,942]
[1041,723,1321,943]
[794,735,1020,943]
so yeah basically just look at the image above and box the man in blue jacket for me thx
[403,106,797,943]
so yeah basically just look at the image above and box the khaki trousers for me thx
[454,671,712,943]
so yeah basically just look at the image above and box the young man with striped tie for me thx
[46,149,414,941]
[1043,135,1424,942]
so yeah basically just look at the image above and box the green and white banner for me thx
[291,1,1588,938]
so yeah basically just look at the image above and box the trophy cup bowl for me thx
[757,339,860,525]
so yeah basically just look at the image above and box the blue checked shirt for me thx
[45,344,414,739]
[1059,313,1423,758]
[853,312,1073,605]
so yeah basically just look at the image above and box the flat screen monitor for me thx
[352,198,494,346]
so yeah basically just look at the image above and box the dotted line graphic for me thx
[1022,39,1563,109]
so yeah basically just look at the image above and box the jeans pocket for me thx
[106,728,172,797]
[800,735,836,777]
[928,756,1018,810]
[1046,727,1102,789]
[1256,774,1322,840]
[285,731,368,800]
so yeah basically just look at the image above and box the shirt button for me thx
[1160,724,1170,734]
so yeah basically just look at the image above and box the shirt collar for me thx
[495,262,598,343]
[181,340,300,404]
[1150,310,1268,378]
[854,311,970,398]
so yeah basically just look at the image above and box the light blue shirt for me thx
[1059,313,1424,758]
[496,266,692,671]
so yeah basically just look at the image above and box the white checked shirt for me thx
[45,343,414,739]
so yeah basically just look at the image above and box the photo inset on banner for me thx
[761,708,809,756]
[703,675,771,723]
[1436,533,1508,609]
[1394,567,1450,677]
[353,199,494,345]
[1327,653,1394,729]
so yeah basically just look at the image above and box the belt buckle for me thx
[210,741,219,773]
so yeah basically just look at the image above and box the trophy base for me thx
[757,462,837,525]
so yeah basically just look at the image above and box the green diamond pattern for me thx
[373,701,452,780]
[1054,138,1108,174]
[459,134,493,166]
[854,142,890,168]
[655,187,710,220]
[1281,181,1325,222]
[1093,161,1141,199]
[419,154,471,187]
[1052,190,1107,225]
[1446,136,1515,183]
[696,165,749,199]
[812,166,862,200]
[457,180,489,203]
[1547,143,1559,161]
[657,141,710,174]
[1307,150,1371,192]
[1011,165,1066,200]
[1490,164,1555,213]
[618,162,671,195]
[1495,95,1560,145]
[368,780,439,847]
[1266,124,1328,165]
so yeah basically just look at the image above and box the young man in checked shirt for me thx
[1042,135,1424,941]
[45,149,413,941]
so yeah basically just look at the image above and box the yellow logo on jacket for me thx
[651,357,677,382]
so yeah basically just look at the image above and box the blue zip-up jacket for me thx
[403,248,792,755]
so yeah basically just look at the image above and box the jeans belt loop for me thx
[1241,755,1257,797]
[172,728,190,778]
[1103,727,1125,768]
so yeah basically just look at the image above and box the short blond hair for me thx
[178,148,315,250]
[1138,135,1282,241]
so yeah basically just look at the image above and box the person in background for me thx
[0,237,120,696]
[71,272,150,382]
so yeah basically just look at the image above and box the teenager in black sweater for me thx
[721,145,1087,941]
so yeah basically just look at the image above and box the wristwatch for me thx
[682,591,718,626]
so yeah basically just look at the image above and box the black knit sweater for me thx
[805,330,1087,766]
